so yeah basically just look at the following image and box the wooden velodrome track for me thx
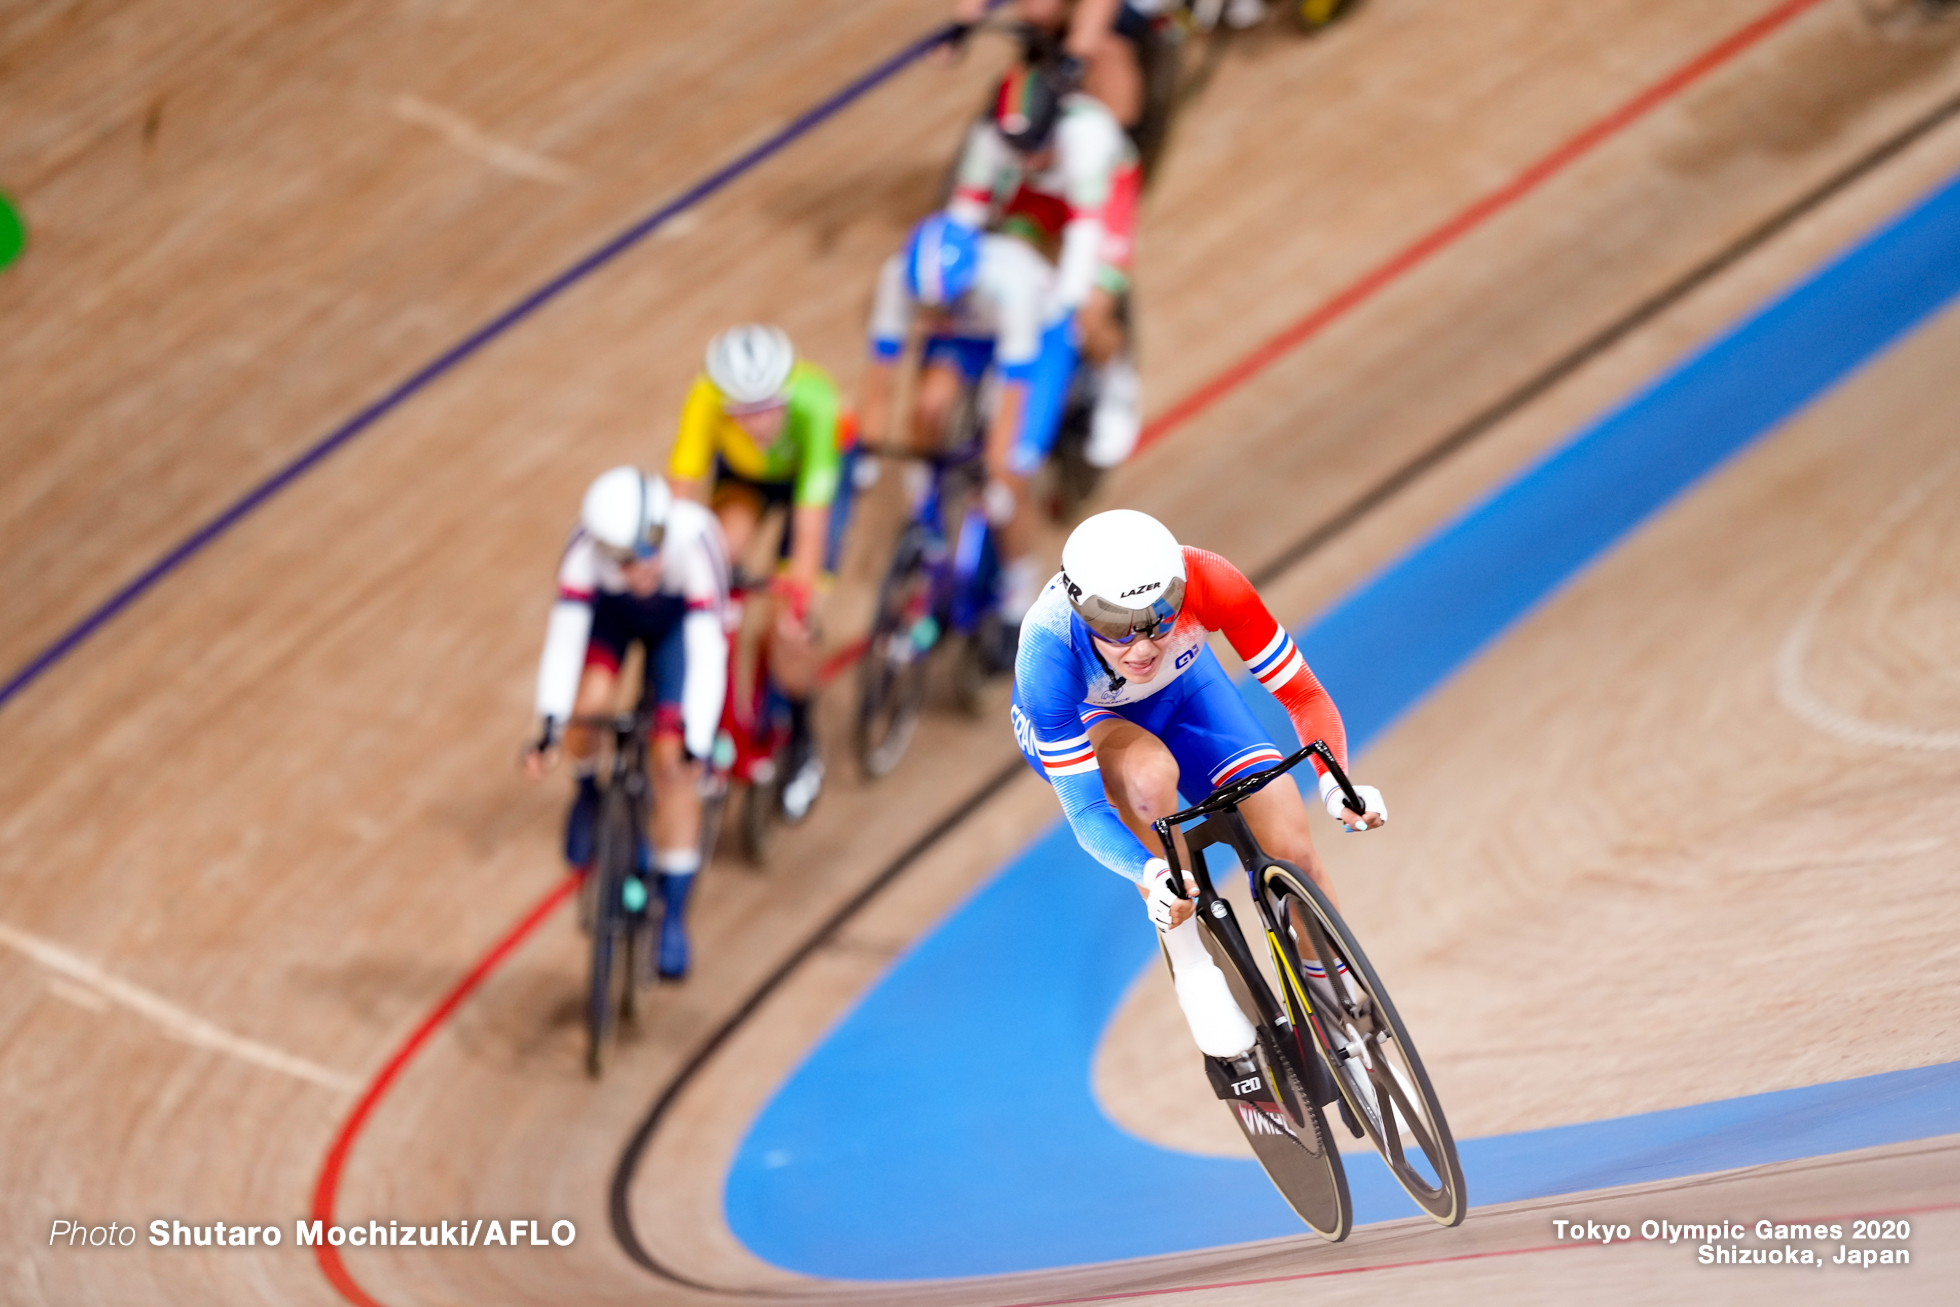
[5,1,1960,1304]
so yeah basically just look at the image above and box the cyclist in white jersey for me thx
[524,467,730,979]
[947,62,1144,475]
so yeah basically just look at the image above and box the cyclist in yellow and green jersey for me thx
[668,325,849,821]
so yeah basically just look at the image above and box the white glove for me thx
[1143,858,1191,930]
[1317,770,1386,831]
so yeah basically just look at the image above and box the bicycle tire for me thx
[738,778,775,866]
[1195,918,1353,1241]
[586,785,637,1078]
[855,528,936,778]
[1259,862,1466,1227]
[697,772,729,868]
[950,629,991,717]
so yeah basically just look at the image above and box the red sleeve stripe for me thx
[1077,707,1121,729]
[558,586,595,603]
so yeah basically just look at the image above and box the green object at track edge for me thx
[0,192,25,271]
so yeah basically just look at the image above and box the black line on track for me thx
[607,84,1960,1294]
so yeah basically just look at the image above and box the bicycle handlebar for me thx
[854,440,985,468]
[1149,740,1366,900]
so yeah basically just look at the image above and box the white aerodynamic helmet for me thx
[1060,509,1187,643]
[581,466,672,561]
[704,324,796,408]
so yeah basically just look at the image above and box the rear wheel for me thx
[1261,862,1466,1227]
[738,775,775,866]
[856,528,937,778]
[951,625,992,717]
[1195,920,1352,1241]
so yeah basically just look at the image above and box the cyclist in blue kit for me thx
[1011,509,1386,1058]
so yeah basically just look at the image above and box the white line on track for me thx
[390,93,575,185]
[1776,450,1960,751]
[0,920,357,1094]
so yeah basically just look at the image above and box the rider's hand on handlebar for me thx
[522,720,561,780]
[521,741,558,781]
[1143,857,1197,931]
[1318,772,1387,832]
[770,574,814,632]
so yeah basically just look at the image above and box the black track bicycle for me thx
[570,709,658,1078]
[1151,741,1465,1239]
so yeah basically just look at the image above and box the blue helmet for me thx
[903,214,981,308]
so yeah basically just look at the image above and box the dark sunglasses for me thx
[1070,575,1185,645]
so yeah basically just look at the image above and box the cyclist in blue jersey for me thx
[1011,509,1385,1057]
[860,214,1078,656]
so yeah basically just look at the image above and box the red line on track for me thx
[1133,0,1832,454]
[309,874,578,1307]
[306,4,1832,1303]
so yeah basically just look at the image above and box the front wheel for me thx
[1261,862,1466,1227]
[856,530,937,777]
[585,785,638,1078]
[1193,919,1352,1241]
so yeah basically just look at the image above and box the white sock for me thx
[1225,0,1266,29]
[1162,917,1256,1058]
[1086,356,1141,469]
[653,849,700,876]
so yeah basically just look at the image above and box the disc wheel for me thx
[585,786,637,1078]
[1262,862,1467,1227]
[1197,920,1352,1241]
[855,530,936,778]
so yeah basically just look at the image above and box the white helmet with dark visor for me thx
[582,466,671,563]
[1060,509,1187,644]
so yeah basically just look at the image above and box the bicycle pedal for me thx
[1204,1053,1271,1103]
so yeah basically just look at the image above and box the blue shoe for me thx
[657,873,694,979]
[563,776,599,868]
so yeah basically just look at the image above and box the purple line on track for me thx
[0,20,966,714]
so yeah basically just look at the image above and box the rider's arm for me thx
[982,239,1051,479]
[668,375,723,504]
[948,121,1010,229]
[671,507,731,759]
[534,536,598,734]
[786,367,844,593]
[1185,548,1350,773]
[861,254,913,445]
[1019,626,1159,883]
[1064,0,1124,60]
[1050,105,1125,314]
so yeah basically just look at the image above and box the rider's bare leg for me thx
[648,731,700,857]
[912,361,968,452]
[984,384,1042,630]
[1078,286,1126,366]
[565,663,619,765]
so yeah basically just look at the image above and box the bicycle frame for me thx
[1150,741,1368,1104]
[872,437,1000,643]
